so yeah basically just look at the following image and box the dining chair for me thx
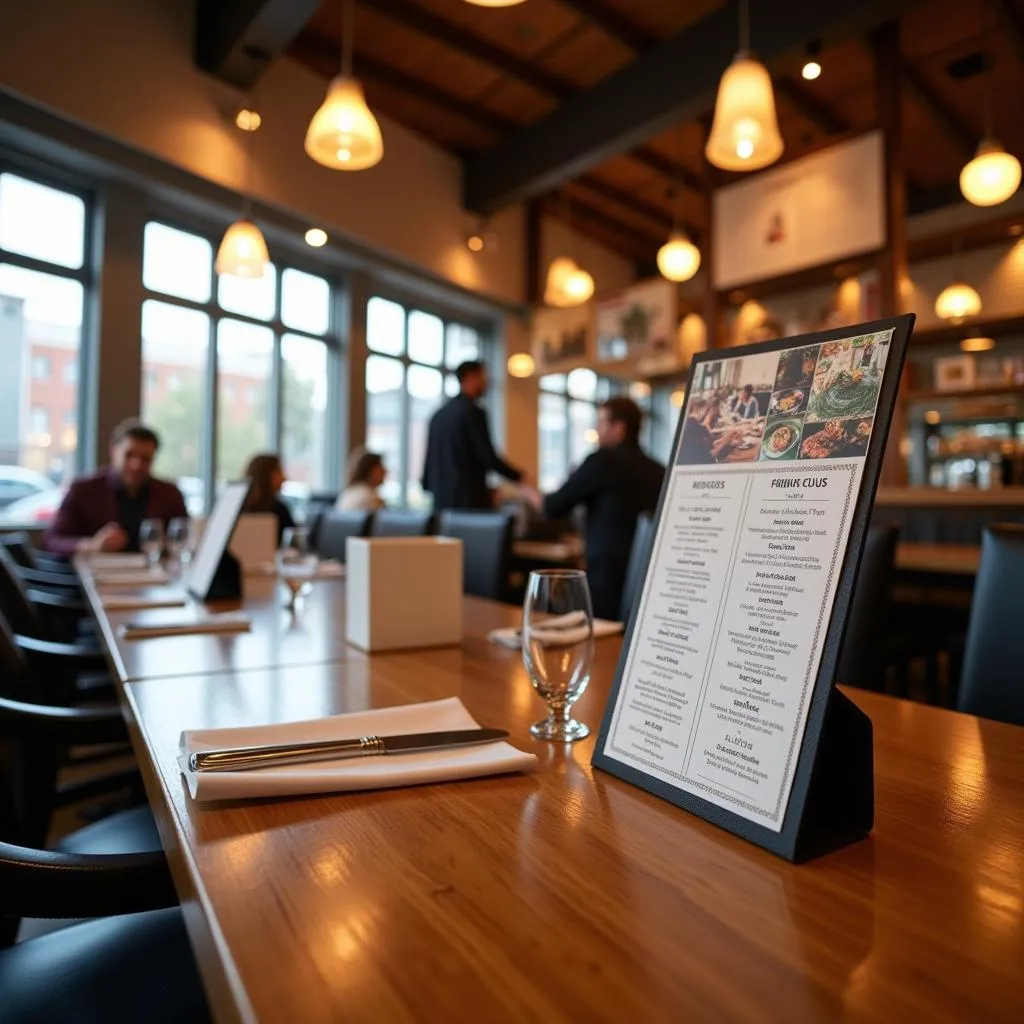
[0,544,91,645]
[370,509,435,538]
[0,531,78,578]
[957,524,1024,727]
[619,513,654,624]
[836,524,899,693]
[438,510,514,602]
[316,510,373,563]
[0,695,207,1022]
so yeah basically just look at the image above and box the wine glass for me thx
[276,526,319,611]
[139,519,164,568]
[522,569,595,742]
[166,517,190,567]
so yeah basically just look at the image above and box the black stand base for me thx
[787,689,874,863]
[204,552,243,602]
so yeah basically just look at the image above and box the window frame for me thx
[0,158,96,479]
[139,216,345,512]
[365,294,493,508]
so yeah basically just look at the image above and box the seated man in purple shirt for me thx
[44,419,188,555]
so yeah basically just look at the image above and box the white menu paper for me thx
[601,328,893,832]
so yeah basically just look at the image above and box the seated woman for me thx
[242,453,295,542]
[337,449,387,512]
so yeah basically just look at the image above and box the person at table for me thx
[337,448,387,512]
[730,384,759,420]
[44,418,187,555]
[422,360,526,513]
[242,453,295,543]
[523,398,664,621]
[678,397,746,466]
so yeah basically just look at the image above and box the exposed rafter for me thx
[553,0,657,52]
[630,147,702,194]
[464,0,919,213]
[195,0,320,88]
[774,77,851,135]
[900,61,976,158]
[576,175,702,241]
[544,194,663,259]
[359,0,574,98]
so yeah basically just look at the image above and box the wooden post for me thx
[872,21,909,487]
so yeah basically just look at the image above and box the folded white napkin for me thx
[86,553,149,570]
[118,610,251,640]
[93,569,170,588]
[178,697,536,803]
[487,612,624,649]
[246,559,345,578]
[100,588,188,611]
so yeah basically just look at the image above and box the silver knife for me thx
[188,727,510,773]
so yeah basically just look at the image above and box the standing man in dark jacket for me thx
[524,397,664,620]
[422,361,526,513]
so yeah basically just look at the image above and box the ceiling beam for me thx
[543,195,661,259]
[993,0,1024,66]
[358,0,574,98]
[552,0,657,52]
[194,0,320,88]
[576,175,703,241]
[774,76,851,135]
[630,146,703,194]
[290,31,517,136]
[900,61,976,158]
[464,0,919,213]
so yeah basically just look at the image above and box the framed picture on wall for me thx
[934,355,976,392]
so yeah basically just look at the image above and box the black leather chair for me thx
[0,531,77,577]
[618,514,654,624]
[304,492,340,549]
[836,524,899,693]
[0,696,207,1022]
[0,544,91,645]
[957,524,1024,726]
[316,510,373,563]
[370,509,435,538]
[439,510,514,602]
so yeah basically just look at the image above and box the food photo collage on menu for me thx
[599,328,893,834]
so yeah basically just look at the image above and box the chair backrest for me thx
[0,532,36,569]
[371,509,435,538]
[316,510,373,563]
[619,513,655,623]
[836,524,899,692]
[0,544,43,639]
[438,510,514,602]
[958,524,1024,726]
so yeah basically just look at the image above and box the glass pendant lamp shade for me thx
[934,281,982,323]
[216,218,269,278]
[657,231,701,282]
[305,76,383,171]
[705,54,783,171]
[544,256,594,307]
[959,138,1021,207]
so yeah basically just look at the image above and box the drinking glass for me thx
[166,517,190,566]
[139,519,164,568]
[522,569,595,741]
[276,526,319,610]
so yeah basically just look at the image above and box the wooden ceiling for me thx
[261,1,1024,267]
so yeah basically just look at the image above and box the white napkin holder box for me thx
[345,537,463,652]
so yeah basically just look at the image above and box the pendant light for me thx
[934,215,982,324]
[544,193,595,308]
[217,86,269,279]
[705,0,783,172]
[658,131,701,282]
[960,14,1020,207]
[305,0,383,171]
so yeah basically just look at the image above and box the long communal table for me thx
[77,560,1024,1023]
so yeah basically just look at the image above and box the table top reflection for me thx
[121,630,1024,1023]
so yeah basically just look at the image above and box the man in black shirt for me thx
[525,397,664,620]
[422,361,526,513]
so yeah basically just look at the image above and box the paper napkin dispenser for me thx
[345,537,463,652]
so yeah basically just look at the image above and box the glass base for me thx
[530,717,590,742]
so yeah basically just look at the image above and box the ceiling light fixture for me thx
[305,0,382,171]
[959,335,995,352]
[934,281,982,323]
[235,108,262,131]
[801,39,822,81]
[544,193,595,307]
[305,228,328,247]
[463,0,527,6]
[507,353,536,378]
[658,131,701,283]
[466,233,485,252]
[706,0,783,172]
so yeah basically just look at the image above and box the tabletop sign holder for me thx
[593,315,914,862]
[186,480,251,602]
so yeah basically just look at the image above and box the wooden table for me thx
[512,538,584,564]
[79,568,1024,1023]
[895,543,981,577]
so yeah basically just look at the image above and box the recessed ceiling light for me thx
[304,228,328,247]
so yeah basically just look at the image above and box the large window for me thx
[140,221,338,517]
[0,170,90,525]
[365,296,486,508]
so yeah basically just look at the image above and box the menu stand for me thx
[205,551,243,602]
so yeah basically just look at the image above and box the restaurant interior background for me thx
[1,0,1023,698]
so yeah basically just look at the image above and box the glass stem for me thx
[549,702,572,725]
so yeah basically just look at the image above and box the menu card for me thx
[594,316,913,858]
